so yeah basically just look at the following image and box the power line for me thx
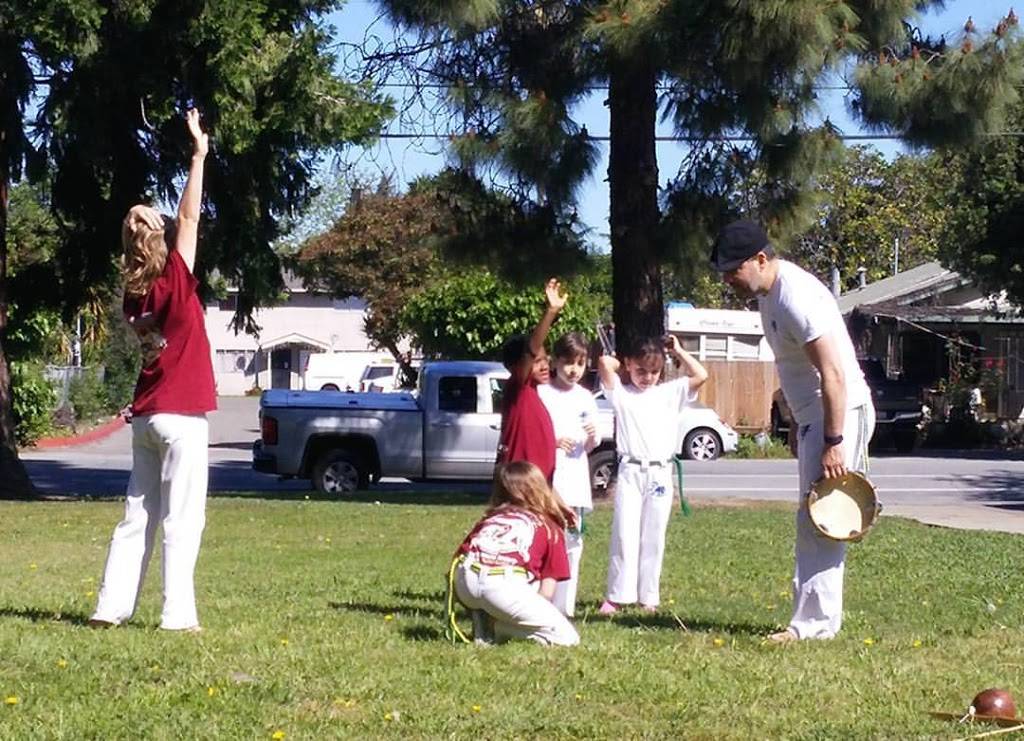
[375,131,1024,142]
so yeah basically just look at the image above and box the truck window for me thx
[490,377,506,412]
[438,376,478,413]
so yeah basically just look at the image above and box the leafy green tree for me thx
[1,0,391,498]
[400,267,605,359]
[373,2,1022,338]
[786,146,954,289]
[936,102,1024,305]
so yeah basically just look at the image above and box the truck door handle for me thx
[435,421,454,428]
[488,424,500,430]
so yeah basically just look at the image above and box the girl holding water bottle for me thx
[538,332,600,617]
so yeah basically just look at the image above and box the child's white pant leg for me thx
[790,404,874,639]
[92,419,162,625]
[456,565,578,646]
[607,465,643,604]
[637,468,674,607]
[152,413,209,630]
[553,519,583,616]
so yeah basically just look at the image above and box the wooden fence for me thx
[693,360,779,433]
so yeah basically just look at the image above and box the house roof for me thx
[836,261,961,315]
[259,332,333,351]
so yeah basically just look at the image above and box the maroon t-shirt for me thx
[125,250,217,416]
[457,506,570,582]
[498,376,556,481]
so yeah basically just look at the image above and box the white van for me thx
[304,352,385,391]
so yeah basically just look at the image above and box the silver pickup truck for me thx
[253,361,620,495]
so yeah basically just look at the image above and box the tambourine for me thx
[806,471,880,542]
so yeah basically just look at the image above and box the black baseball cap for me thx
[710,219,773,271]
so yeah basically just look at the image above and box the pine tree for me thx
[372,2,1023,342]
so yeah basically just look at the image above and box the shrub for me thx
[11,362,57,446]
[729,432,792,459]
[68,367,109,426]
[100,302,141,414]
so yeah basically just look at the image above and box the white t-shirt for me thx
[601,374,696,461]
[538,382,600,510]
[758,260,870,425]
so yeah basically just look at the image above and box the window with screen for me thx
[438,376,478,413]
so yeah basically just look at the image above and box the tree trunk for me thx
[608,53,663,352]
[0,153,40,500]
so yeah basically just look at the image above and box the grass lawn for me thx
[2,492,1023,739]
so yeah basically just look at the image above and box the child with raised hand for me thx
[598,334,708,615]
[450,461,580,646]
[497,278,567,482]
[538,332,599,617]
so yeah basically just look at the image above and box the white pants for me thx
[92,413,209,630]
[790,404,875,639]
[454,563,579,646]
[606,460,675,607]
[553,509,584,617]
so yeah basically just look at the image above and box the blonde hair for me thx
[122,211,170,297]
[487,461,573,530]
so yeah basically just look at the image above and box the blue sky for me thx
[327,1,1012,247]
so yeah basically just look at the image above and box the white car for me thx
[588,389,739,496]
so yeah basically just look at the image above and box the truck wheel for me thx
[320,383,340,391]
[589,449,618,499]
[682,428,722,461]
[313,450,368,494]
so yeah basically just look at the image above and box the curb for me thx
[32,415,127,450]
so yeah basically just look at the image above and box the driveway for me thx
[20,398,1024,534]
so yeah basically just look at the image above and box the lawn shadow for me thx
[0,606,94,627]
[214,485,490,506]
[597,610,777,637]
[392,588,446,602]
[401,625,446,642]
[328,600,442,619]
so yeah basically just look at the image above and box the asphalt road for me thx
[19,396,1024,534]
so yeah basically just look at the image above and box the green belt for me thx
[673,455,692,517]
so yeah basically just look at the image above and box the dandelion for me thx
[713,638,725,647]
[56,659,68,669]
[29,563,37,570]
[912,639,922,648]
[863,637,875,646]
[207,687,218,697]
[325,538,331,544]
[271,731,285,740]
[471,705,481,713]
[4,697,18,706]
[279,638,289,646]
[575,694,584,701]
[667,598,675,606]
[85,591,94,598]
[384,614,394,622]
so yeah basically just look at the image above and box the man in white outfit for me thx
[712,219,875,642]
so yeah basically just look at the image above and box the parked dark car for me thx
[770,358,924,454]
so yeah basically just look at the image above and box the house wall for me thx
[204,294,376,395]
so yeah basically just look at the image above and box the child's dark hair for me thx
[621,336,665,364]
[501,334,530,370]
[552,331,588,362]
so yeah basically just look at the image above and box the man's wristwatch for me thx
[824,434,844,447]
